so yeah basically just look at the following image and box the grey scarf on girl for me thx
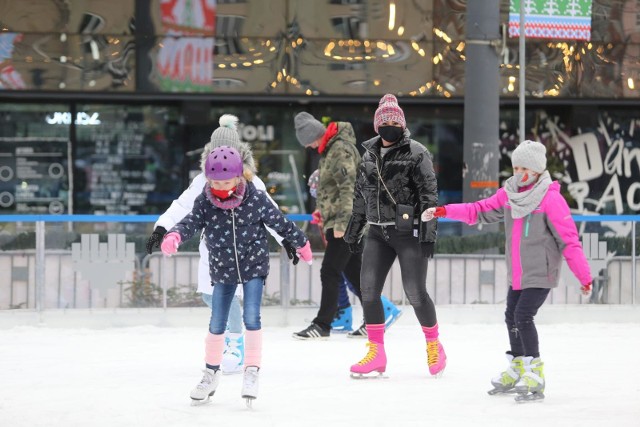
[504,170,552,219]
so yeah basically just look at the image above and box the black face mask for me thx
[378,126,403,143]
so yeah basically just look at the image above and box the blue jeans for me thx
[201,293,243,334]
[208,277,264,334]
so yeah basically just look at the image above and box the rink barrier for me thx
[0,214,638,311]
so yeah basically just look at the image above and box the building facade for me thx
[0,0,639,221]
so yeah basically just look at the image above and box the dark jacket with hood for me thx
[344,130,438,244]
[169,180,307,285]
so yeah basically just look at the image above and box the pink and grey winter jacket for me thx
[444,181,592,290]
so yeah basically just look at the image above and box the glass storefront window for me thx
[0,103,70,138]
[74,104,182,214]
[2,100,638,220]
[500,106,640,215]
[0,104,71,214]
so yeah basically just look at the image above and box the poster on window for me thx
[155,0,216,92]
[0,32,26,89]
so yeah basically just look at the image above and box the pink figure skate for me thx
[350,341,387,379]
[427,339,447,377]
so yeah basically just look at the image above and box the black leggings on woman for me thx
[360,225,437,327]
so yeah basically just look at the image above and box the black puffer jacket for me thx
[344,131,438,243]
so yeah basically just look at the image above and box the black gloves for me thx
[347,240,364,254]
[421,242,435,259]
[145,226,167,255]
[282,239,300,265]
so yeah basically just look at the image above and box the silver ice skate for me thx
[488,354,524,395]
[190,367,221,405]
[241,366,259,408]
[349,371,388,380]
[514,357,545,403]
[515,391,545,403]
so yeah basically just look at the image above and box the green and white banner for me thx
[509,0,593,41]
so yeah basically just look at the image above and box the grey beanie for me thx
[209,114,241,146]
[511,140,547,173]
[200,114,256,174]
[294,112,325,146]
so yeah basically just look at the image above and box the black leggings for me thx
[360,225,437,327]
[505,287,550,358]
[312,228,362,330]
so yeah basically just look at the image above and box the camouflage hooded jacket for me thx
[316,121,360,234]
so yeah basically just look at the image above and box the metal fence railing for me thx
[0,214,638,311]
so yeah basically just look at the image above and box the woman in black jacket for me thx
[344,94,446,378]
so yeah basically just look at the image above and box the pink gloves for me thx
[297,241,313,265]
[161,232,181,256]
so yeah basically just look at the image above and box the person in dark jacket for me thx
[344,94,446,378]
[161,146,312,405]
[306,168,402,335]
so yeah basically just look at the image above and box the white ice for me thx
[1,306,639,427]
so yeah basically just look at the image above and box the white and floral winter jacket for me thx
[168,181,307,285]
[155,172,283,293]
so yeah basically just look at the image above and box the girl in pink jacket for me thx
[422,140,592,402]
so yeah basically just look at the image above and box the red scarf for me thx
[210,187,237,200]
[318,122,338,154]
[206,179,246,210]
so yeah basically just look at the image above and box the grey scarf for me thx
[504,170,552,218]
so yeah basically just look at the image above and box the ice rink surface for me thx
[1,306,639,427]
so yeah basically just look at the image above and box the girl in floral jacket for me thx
[161,146,312,406]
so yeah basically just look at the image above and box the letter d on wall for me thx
[566,133,604,181]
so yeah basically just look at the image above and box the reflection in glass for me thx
[74,105,182,215]
[0,0,135,90]
[0,0,638,97]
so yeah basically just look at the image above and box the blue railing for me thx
[1,214,639,222]
[0,214,313,222]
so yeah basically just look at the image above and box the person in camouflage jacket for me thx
[314,122,360,236]
[291,112,363,339]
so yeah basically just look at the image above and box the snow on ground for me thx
[1,308,639,427]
